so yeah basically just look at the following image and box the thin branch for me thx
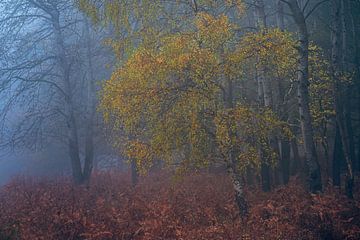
[13,76,68,99]
[305,0,330,20]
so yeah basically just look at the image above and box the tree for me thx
[79,0,246,185]
[100,13,294,217]
[281,0,323,193]
[330,0,354,198]
[0,0,109,184]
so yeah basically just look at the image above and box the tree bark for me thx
[285,0,322,192]
[51,8,84,184]
[341,0,356,171]
[275,2,291,184]
[254,0,267,28]
[290,137,301,175]
[332,124,343,186]
[131,159,138,186]
[349,3,360,171]
[227,164,248,217]
[280,138,291,184]
[253,0,275,191]
[222,74,248,217]
[331,0,354,198]
[350,6,360,171]
[83,17,96,183]
[276,0,285,31]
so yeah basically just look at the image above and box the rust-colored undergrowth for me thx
[0,171,359,240]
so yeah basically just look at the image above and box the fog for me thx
[0,0,118,185]
[0,147,70,185]
[0,1,360,238]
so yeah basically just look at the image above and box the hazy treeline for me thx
[0,0,120,183]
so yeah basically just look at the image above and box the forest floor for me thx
[0,171,360,240]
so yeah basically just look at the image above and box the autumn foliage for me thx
[0,171,359,240]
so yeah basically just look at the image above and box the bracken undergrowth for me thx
[0,171,359,240]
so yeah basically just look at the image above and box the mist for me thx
[0,0,360,239]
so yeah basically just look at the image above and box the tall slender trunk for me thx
[224,76,248,216]
[276,2,290,185]
[333,125,343,186]
[254,0,267,28]
[276,0,285,30]
[83,17,96,183]
[131,159,138,186]
[227,163,248,217]
[51,9,83,184]
[286,0,322,192]
[350,6,360,171]
[261,69,274,189]
[254,0,274,191]
[280,137,291,184]
[256,66,271,191]
[290,137,301,175]
[331,0,354,198]
[344,90,356,169]
[317,98,331,181]
[341,0,356,171]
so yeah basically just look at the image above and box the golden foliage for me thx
[308,45,335,142]
[215,106,292,173]
[100,13,294,174]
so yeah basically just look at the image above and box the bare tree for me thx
[0,0,110,184]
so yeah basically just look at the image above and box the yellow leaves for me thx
[99,7,296,176]
[155,56,164,65]
[225,28,298,81]
[238,146,261,172]
[214,106,291,173]
[104,1,123,30]
[195,13,233,50]
[125,140,154,175]
[308,45,335,139]
[178,54,192,68]
[224,0,245,14]
[76,0,100,24]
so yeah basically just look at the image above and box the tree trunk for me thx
[276,0,285,31]
[344,89,356,170]
[341,0,356,171]
[256,66,271,191]
[333,125,343,186]
[275,4,291,184]
[131,159,138,186]
[83,17,96,183]
[260,162,271,191]
[254,0,267,28]
[280,138,291,184]
[331,0,354,198]
[227,165,248,217]
[224,75,248,217]
[254,0,275,191]
[51,9,84,184]
[350,4,360,171]
[286,0,322,192]
[290,137,301,176]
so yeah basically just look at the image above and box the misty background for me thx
[0,0,128,185]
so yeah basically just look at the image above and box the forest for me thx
[0,0,360,239]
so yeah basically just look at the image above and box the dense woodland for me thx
[0,0,360,239]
